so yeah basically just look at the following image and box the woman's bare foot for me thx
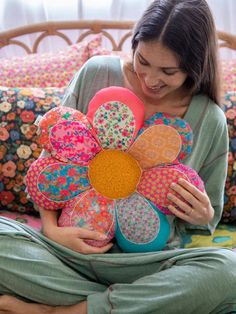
[0,295,87,314]
[0,295,53,314]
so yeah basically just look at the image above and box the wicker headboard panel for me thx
[0,20,236,55]
[0,20,135,54]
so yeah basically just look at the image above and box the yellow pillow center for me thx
[88,150,141,199]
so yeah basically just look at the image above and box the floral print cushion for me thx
[222,91,236,223]
[0,34,108,88]
[221,59,236,94]
[0,86,65,213]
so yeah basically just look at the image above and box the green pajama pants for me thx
[0,217,236,314]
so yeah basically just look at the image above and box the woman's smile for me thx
[144,82,167,96]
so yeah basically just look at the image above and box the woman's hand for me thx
[44,225,113,254]
[39,207,113,254]
[167,178,214,225]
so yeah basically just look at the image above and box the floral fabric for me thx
[222,91,236,223]
[26,87,204,252]
[93,101,136,149]
[182,223,236,249]
[0,34,109,88]
[0,86,65,213]
[221,59,236,95]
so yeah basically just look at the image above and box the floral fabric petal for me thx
[26,156,90,209]
[50,121,101,165]
[139,112,193,161]
[86,87,145,150]
[128,124,182,169]
[38,106,92,151]
[176,163,205,191]
[137,165,190,213]
[59,189,115,247]
[150,163,205,215]
[115,192,170,252]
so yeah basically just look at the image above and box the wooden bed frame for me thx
[0,20,135,54]
[0,20,236,54]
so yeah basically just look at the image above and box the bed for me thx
[0,20,236,249]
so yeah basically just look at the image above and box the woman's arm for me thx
[39,208,113,254]
[169,105,228,232]
[218,30,236,51]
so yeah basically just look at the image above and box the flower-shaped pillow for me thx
[26,87,204,252]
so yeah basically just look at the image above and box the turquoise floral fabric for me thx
[0,86,65,213]
[222,91,236,223]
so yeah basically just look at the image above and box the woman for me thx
[0,0,236,313]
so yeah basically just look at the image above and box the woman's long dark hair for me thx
[132,0,220,105]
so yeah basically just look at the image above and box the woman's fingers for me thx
[78,241,113,255]
[168,204,193,223]
[176,179,209,205]
[169,178,209,209]
[73,227,113,254]
[167,192,192,215]
[76,227,108,241]
[167,178,214,225]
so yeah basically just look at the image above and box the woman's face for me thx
[133,40,188,100]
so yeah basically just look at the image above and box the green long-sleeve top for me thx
[61,55,228,240]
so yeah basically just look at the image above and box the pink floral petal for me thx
[137,165,189,213]
[137,164,204,215]
[59,189,115,247]
[38,106,92,152]
[86,87,145,150]
[50,120,101,165]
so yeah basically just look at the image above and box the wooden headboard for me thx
[0,20,236,55]
[0,20,135,54]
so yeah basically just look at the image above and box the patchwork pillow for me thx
[222,91,236,223]
[26,86,205,253]
[221,59,236,95]
[0,86,65,213]
[0,34,110,88]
